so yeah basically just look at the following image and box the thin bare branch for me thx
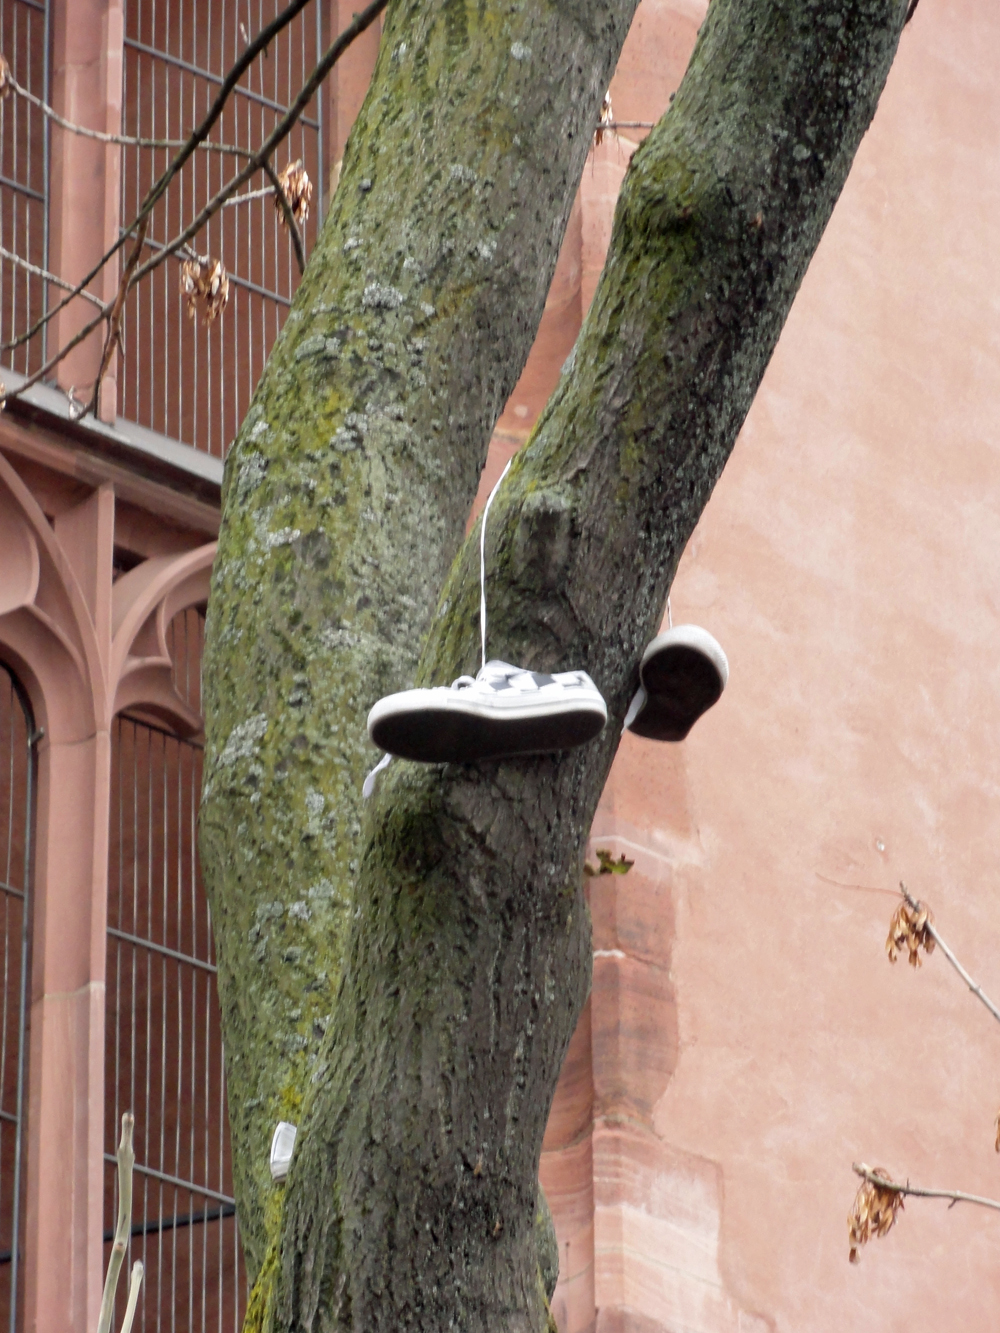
[0,244,104,309]
[1,0,384,403]
[815,870,900,898]
[96,1112,136,1333]
[86,218,149,418]
[0,303,109,407]
[853,1163,1000,1215]
[1,0,316,355]
[262,159,305,275]
[119,1262,144,1333]
[898,883,1000,1026]
[130,0,389,289]
[5,70,251,156]
[223,185,278,207]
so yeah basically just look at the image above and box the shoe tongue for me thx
[480,659,519,678]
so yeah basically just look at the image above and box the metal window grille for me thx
[105,610,246,1333]
[0,0,51,375]
[117,0,326,457]
[0,666,34,1333]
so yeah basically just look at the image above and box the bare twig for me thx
[118,1262,144,1333]
[87,219,149,418]
[603,120,656,130]
[262,159,305,274]
[223,185,278,207]
[898,883,1000,1026]
[1,0,385,404]
[853,1163,1000,1216]
[96,1112,136,1333]
[129,0,389,290]
[0,244,104,308]
[5,70,250,156]
[0,305,110,406]
[1,0,316,355]
[815,870,900,898]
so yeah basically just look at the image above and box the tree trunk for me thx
[200,0,911,1328]
[200,0,640,1282]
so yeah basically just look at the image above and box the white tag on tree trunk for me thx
[269,1121,298,1182]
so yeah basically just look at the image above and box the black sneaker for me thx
[624,626,729,741]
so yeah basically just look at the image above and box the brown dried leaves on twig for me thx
[848,1165,904,1263]
[179,255,229,324]
[886,897,935,967]
[584,848,634,878]
[0,54,11,100]
[594,90,614,148]
[274,159,312,228]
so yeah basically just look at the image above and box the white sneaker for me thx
[367,660,608,764]
[624,626,728,741]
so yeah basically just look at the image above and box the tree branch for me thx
[129,0,388,289]
[0,244,104,308]
[119,1263,144,1333]
[853,1164,1000,1215]
[1,1,379,408]
[262,159,306,275]
[96,1112,137,1333]
[898,882,1000,1026]
[4,69,251,156]
[86,218,149,418]
[1,0,316,356]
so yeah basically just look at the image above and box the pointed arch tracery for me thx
[0,451,216,741]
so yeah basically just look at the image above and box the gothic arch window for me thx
[0,665,34,1333]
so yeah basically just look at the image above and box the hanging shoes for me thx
[367,660,607,764]
[623,625,729,742]
[364,455,607,793]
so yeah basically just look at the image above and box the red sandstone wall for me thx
[526,0,1000,1328]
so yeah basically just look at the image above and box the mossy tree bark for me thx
[200,0,911,1328]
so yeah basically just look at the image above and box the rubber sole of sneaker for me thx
[369,692,607,763]
[628,632,727,742]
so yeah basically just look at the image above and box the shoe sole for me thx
[628,628,728,742]
[369,690,608,763]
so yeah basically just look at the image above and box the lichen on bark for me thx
[200,0,911,1327]
[200,0,640,1285]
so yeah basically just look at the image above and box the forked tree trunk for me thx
[200,0,639,1278]
[199,0,911,1329]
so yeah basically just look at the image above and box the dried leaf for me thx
[848,1165,903,1263]
[275,159,312,228]
[886,897,934,968]
[0,54,11,100]
[179,255,229,324]
[994,1109,1000,1154]
[594,90,613,148]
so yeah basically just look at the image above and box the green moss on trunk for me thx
[272,0,909,1328]
[200,0,640,1282]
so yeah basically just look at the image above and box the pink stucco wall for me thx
[535,0,1000,1329]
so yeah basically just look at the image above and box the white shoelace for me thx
[364,455,514,798]
[480,456,512,670]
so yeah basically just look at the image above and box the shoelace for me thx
[364,458,514,798]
